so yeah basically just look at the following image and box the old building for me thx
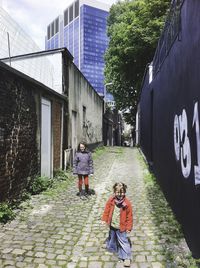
[0,48,103,201]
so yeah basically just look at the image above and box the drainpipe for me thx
[7,32,11,66]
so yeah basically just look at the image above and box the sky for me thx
[1,0,117,50]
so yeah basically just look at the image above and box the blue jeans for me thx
[106,227,132,260]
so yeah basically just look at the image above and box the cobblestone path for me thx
[0,147,195,268]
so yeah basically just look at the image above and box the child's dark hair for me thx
[113,182,127,193]
[77,141,88,151]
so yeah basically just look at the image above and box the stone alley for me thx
[0,147,197,268]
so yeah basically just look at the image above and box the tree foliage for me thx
[105,0,170,125]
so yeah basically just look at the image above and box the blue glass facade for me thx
[64,27,69,48]
[47,42,51,50]
[46,1,111,98]
[50,38,54,49]
[80,5,108,95]
[74,18,79,67]
[63,18,79,66]
[69,24,74,55]
[54,34,59,48]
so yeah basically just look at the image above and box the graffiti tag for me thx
[174,102,200,185]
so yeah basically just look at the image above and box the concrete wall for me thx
[68,61,103,152]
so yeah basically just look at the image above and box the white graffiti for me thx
[174,114,180,161]
[174,109,191,178]
[174,101,200,185]
[192,102,200,185]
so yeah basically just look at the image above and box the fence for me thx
[153,0,185,76]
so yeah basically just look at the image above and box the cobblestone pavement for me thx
[0,147,195,268]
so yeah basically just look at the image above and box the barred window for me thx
[83,106,86,127]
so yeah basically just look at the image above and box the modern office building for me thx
[45,0,110,97]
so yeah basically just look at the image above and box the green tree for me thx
[105,0,170,125]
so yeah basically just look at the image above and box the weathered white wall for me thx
[68,62,103,151]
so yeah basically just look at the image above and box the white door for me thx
[41,98,52,177]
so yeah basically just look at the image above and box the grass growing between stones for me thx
[108,146,123,157]
[137,148,199,267]
[92,146,107,159]
[0,146,106,224]
[0,170,75,224]
[42,169,75,198]
[93,146,123,161]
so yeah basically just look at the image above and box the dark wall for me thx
[140,70,153,163]
[0,64,38,201]
[140,0,200,258]
[103,109,122,146]
[112,109,122,146]
[103,110,113,146]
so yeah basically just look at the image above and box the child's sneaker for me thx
[101,238,108,249]
[124,259,131,267]
[77,191,85,198]
[84,191,89,197]
[76,191,83,196]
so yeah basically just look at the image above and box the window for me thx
[55,18,59,33]
[64,8,68,26]
[47,25,50,40]
[51,21,54,37]
[75,0,79,18]
[83,106,86,127]
[69,4,73,23]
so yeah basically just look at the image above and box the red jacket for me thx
[102,196,133,232]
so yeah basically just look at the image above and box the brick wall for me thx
[0,66,38,201]
[52,101,62,170]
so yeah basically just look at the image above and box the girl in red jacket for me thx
[101,182,133,267]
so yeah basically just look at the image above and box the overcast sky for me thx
[1,0,117,50]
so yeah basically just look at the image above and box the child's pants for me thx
[78,175,89,192]
[106,227,132,260]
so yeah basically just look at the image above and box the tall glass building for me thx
[45,0,110,97]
